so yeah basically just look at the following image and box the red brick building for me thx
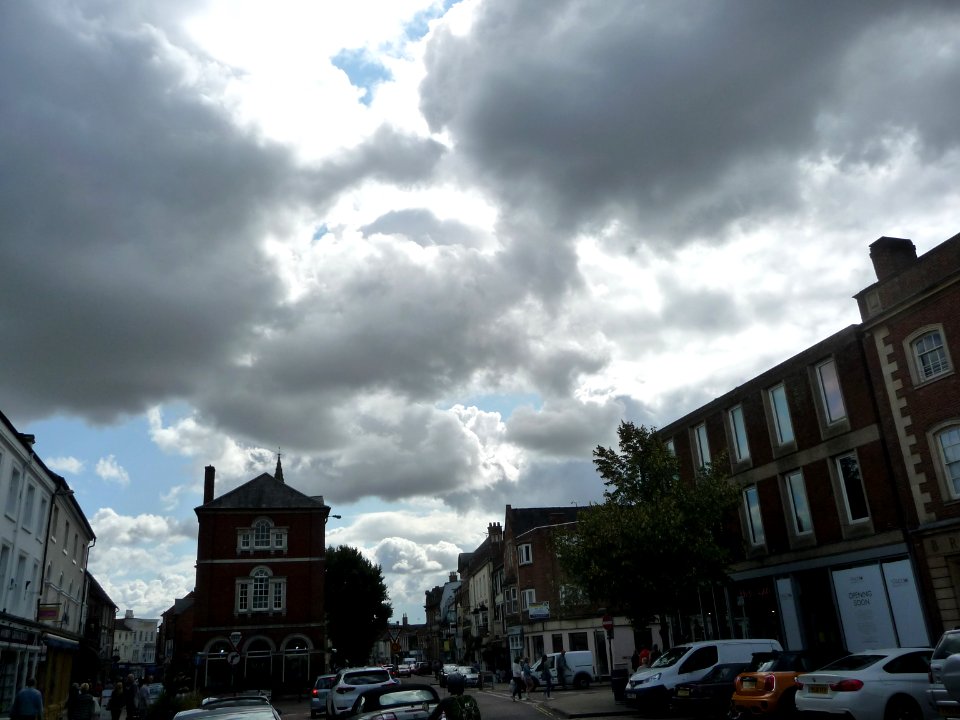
[191,460,331,693]
[855,234,960,634]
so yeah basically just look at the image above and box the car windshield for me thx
[651,646,690,668]
[374,689,437,708]
[702,664,746,682]
[315,677,336,690]
[819,654,884,671]
[345,671,390,684]
[935,633,960,659]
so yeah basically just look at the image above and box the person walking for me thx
[107,683,125,720]
[539,655,553,699]
[74,683,98,720]
[521,657,534,697]
[556,650,569,691]
[10,678,44,720]
[510,657,524,701]
[123,675,138,720]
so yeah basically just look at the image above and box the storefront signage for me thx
[528,602,550,620]
[881,559,929,647]
[832,565,896,651]
[0,625,38,646]
[38,604,61,622]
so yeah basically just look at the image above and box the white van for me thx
[624,639,782,709]
[530,650,598,689]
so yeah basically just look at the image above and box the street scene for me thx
[3,2,960,720]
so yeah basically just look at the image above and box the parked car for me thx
[625,639,782,711]
[326,667,398,718]
[310,674,337,718]
[396,664,412,678]
[729,650,819,718]
[795,647,934,720]
[669,662,749,716]
[438,663,459,688]
[928,628,960,718]
[348,683,440,720]
[414,662,432,676]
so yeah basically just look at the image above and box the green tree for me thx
[558,421,739,627]
[325,545,392,666]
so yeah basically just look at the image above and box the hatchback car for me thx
[729,650,818,717]
[326,667,398,717]
[669,662,749,716]
[310,674,337,718]
[348,683,440,720]
[438,664,459,688]
[795,647,934,720]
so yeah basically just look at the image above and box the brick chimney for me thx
[488,522,503,543]
[203,465,216,504]
[870,237,917,281]
[449,571,458,583]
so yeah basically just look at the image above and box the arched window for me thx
[236,566,286,614]
[252,567,270,610]
[914,330,950,380]
[253,520,271,548]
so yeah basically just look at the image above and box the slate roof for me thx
[506,505,581,537]
[196,472,328,511]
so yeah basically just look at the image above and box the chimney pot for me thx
[203,465,216,504]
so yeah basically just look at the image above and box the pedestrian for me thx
[66,683,81,720]
[539,654,553,699]
[557,650,569,690]
[107,683,125,720]
[639,645,651,667]
[427,673,479,720]
[521,657,535,696]
[74,683,99,720]
[137,676,152,718]
[123,675,138,720]
[10,677,44,720]
[510,657,524,701]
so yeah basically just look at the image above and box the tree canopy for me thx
[325,545,392,666]
[557,421,739,627]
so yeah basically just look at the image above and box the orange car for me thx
[729,650,818,718]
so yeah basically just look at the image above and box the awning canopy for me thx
[44,633,80,650]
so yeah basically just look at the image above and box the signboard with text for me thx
[832,565,896,651]
[528,601,550,620]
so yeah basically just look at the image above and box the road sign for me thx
[602,615,614,632]
[388,625,401,642]
[391,642,401,654]
[228,652,241,666]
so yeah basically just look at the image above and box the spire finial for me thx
[275,448,285,483]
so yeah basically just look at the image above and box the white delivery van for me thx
[530,650,598,689]
[624,639,782,709]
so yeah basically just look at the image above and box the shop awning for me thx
[44,633,80,650]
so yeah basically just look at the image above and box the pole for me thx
[607,633,614,680]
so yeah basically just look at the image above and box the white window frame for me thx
[835,453,870,523]
[743,485,765,546]
[728,406,750,462]
[664,438,675,456]
[253,520,271,549]
[236,565,286,614]
[784,470,813,536]
[507,586,518,614]
[769,384,795,446]
[521,588,536,610]
[815,358,847,424]
[518,543,533,566]
[912,329,951,381]
[22,484,35,534]
[694,423,711,466]
[5,467,21,518]
[935,424,960,499]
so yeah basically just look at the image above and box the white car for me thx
[795,647,935,720]
[326,667,398,717]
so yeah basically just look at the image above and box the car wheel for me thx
[884,696,923,720]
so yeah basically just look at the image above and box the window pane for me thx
[770,385,794,444]
[939,426,960,497]
[744,486,765,545]
[254,521,270,547]
[729,406,750,462]
[817,360,847,423]
[915,331,950,379]
[695,423,711,465]
[837,454,870,521]
[786,471,812,535]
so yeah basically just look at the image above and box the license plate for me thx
[809,685,828,695]
[741,678,756,689]
[677,689,689,697]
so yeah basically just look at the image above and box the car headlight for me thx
[640,673,661,684]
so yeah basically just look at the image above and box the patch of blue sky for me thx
[312,223,329,241]
[22,410,198,516]
[456,393,543,420]
[403,0,461,42]
[331,49,393,105]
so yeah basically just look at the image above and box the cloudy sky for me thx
[3,0,960,625]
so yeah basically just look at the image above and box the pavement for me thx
[271,680,636,719]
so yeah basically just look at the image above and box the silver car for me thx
[929,629,960,718]
[326,667,398,717]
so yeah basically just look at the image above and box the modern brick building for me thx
[190,460,331,693]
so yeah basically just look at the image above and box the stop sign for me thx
[602,615,614,631]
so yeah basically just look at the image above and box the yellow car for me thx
[729,651,818,718]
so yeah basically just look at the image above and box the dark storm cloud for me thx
[0,2,442,422]
[420,0,960,244]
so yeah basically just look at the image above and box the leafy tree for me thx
[558,421,739,627]
[325,545,392,666]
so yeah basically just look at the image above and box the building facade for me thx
[190,462,330,693]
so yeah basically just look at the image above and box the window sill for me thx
[914,368,955,388]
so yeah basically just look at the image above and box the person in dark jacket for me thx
[107,682,125,720]
[74,683,98,720]
[11,678,44,720]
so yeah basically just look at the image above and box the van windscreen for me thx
[651,646,690,668]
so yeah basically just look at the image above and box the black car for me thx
[348,683,440,720]
[669,662,750,717]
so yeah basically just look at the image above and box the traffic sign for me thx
[391,642,401,654]
[602,615,614,632]
[228,652,241,666]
